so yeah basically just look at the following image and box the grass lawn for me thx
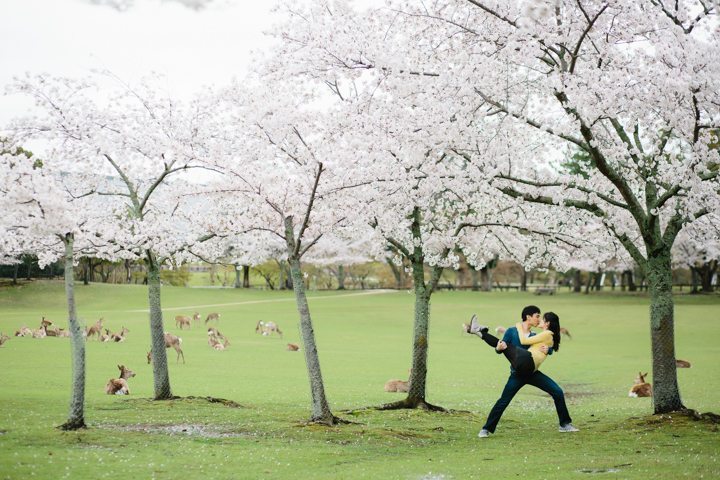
[0,281,718,479]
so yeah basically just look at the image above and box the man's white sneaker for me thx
[559,423,579,432]
[469,315,488,336]
[477,429,491,438]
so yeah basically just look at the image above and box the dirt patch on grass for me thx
[103,423,256,439]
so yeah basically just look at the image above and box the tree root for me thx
[57,419,86,431]
[680,408,720,424]
[375,397,447,412]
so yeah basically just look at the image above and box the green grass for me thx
[0,281,718,479]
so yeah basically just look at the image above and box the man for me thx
[469,305,578,438]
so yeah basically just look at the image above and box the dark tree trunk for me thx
[646,250,684,413]
[337,265,346,290]
[520,269,528,292]
[243,265,250,288]
[573,269,582,293]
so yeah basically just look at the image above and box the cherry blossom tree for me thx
[8,73,220,400]
[385,0,719,413]
[0,143,102,430]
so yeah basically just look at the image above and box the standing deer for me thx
[147,332,185,364]
[628,372,653,397]
[192,312,201,324]
[105,364,136,395]
[175,315,191,330]
[86,318,104,340]
[205,312,220,325]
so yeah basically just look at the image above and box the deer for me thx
[286,343,300,351]
[205,312,220,325]
[100,329,112,342]
[208,333,230,351]
[32,325,47,339]
[676,359,691,368]
[628,372,653,398]
[192,312,202,324]
[86,318,104,340]
[0,332,9,347]
[110,326,129,342]
[40,317,53,329]
[384,370,412,393]
[105,364,136,395]
[175,315,191,330]
[161,332,185,364]
[255,320,283,337]
[15,326,32,337]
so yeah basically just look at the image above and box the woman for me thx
[467,312,561,376]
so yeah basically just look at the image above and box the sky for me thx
[0,0,279,126]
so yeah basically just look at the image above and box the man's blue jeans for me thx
[482,370,572,433]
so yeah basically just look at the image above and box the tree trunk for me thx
[12,263,19,285]
[243,265,250,288]
[336,265,346,290]
[470,268,479,291]
[124,259,132,283]
[699,261,717,293]
[59,233,86,430]
[146,251,173,400]
[646,250,684,413]
[234,265,242,288]
[573,269,582,293]
[386,257,405,289]
[287,257,338,424]
[520,269,528,292]
[480,266,491,292]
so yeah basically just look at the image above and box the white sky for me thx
[0,0,279,125]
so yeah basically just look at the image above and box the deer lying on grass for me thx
[110,327,129,342]
[205,312,220,325]
[255,320,283,337]
[208,333,230,351]
[86,318,104,340]
[40,317,53,329]
[175,315,191,329]
[15,326,32,337]
[676,359,691,368]
[100,329,111,342]
[105,365,136,395]
[384,370,411,393]
[32,325,47,339]
[0,332,9,346]
[286,343,300,351]
[628,372,653,398]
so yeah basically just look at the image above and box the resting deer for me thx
[175,315,191,330]
[205,312,220,325]
[208,333,230,351]
[286,343,300,351]
[255,320,283,337]
[628,371,653,398]
[110,326,129,342]
[15,326,32,337]
[32,325,47,339]
[86,318,104,340]
[105,364,136,395]
[100,329,111,342]
[384,370,411,393]
[676,359,691,368]
[0,332,9,347]
[40,317,53,329]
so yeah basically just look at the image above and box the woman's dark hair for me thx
[544,312,561,352]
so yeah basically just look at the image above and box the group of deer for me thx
[14,317,70,339]
[85,318,129,342]
[174,312,220,329]
[628,360,691,398]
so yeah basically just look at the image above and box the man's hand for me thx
[540,345,549,354]
[496,341,507,352]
